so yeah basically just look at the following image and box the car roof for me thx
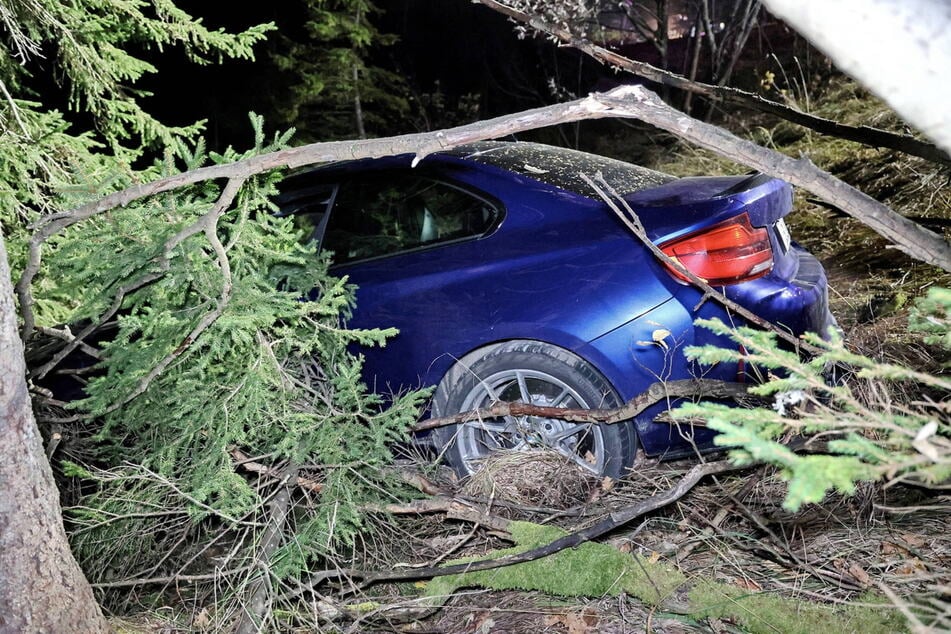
[442,141,675,198]
[280,140,674,201]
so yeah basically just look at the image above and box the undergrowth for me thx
[12,116,428,630]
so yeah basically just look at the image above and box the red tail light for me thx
[659,213,773,285]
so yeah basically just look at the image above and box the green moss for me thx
[688,579,905,634]
[424,521,685,603]
[422,521,906,633]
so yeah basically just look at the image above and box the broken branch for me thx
[474,0,951,166]
[412,378,750,432]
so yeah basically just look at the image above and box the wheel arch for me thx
[431,337,627,417]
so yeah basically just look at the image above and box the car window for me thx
[274,184,336,246]
[323,173,498,264]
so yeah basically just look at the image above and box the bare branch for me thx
[17,83,951,351]
[473,0,951,166]
[14,87,640,339]
[413,378,750,431]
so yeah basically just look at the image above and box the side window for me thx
[323,173,498,264]
[275,184,337,247]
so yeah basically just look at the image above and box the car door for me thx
[317,169,503,392]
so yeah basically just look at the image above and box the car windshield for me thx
[448,141,674,198]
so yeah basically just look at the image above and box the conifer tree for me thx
[269,0,410,140]
[1,1,423,629]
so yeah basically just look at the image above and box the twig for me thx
[33,326,102,361]
[231,448,324,493]
[89,565,253,588]
[675,472,761,563]
[875,580,931,634]
[236,460,299,634]
[394,469,448,496]
[583,172,825,356]
[691,501,866,591]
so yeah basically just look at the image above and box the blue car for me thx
[277,141,836,479]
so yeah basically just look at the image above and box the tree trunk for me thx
[352,5,367,140]
[0,232,108,634]
[761,0,951,155]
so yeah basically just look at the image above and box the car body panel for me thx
[337,176,677,392]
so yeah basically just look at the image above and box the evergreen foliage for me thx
[675,291,951,511]
[268,0,409,140]
[58,127,427,584]
[2,0,427,620]
[1,0,273,149]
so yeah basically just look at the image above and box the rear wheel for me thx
[431,341,638,479]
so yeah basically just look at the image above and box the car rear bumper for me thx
[723,244,838,340]
[582,245,835,458]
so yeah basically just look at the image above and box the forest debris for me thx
[543,607,600,634]
[461,450,596,508]
[847,562,872,587]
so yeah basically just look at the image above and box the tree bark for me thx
[761,0,951,155]
[0,232,108,633]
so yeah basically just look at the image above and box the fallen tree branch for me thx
[17,84,951,344]
[30,177,247,420]
[594,87,951,270]
[236,460,299,634]
[231,448,323,493]
[474,0,951,166]
[89,565,254,589]
[373,497,511,532]
[412,378,750,432]
[14,89,641,340]
[286,459,746,597]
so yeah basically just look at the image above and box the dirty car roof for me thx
[445,140,674,198]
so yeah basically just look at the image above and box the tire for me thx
[431,340,638,479]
